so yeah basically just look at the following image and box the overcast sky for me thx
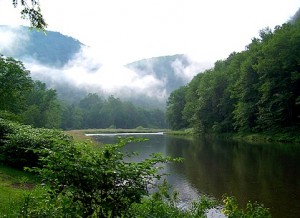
[0,0,299,65]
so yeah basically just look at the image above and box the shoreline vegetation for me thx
[66,128,300,144]
[0,119,271,217]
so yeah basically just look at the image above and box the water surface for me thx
[91,134,300,218]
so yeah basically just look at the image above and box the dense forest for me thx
[166,19,300,134]
[0,55,166,129]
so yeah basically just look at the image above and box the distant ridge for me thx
[0,26,207,109]
[0,25,84,67]
[126,54,190,94]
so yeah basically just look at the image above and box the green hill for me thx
[0,25,83,67]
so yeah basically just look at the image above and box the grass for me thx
[66,128,199,137]
[75,128,167,134]
[0,165,39,216]
[66,129,99,145]
[165,128,195,136]
[66,128,169,146]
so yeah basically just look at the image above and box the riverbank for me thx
[66,128,168,145]
[0,120,273,217]
[66,128,300,144]
[165,128,300,144]
[230,131,300,144]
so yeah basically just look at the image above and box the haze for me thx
[1,0,299,64]
[0,0,299,104]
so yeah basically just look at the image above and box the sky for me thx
[0,0,300,104]
[0,0,300,65]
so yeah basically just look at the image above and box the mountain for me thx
[0,26,208,109]
[126,54,191,95]
[0,25,83,67]
[290,7,300,23]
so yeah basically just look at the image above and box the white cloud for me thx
[0,26,29,55]
[1,0,299,64]
[25,47,167,101]
[1,0,300,103]
[171,55,213,82]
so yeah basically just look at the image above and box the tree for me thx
[0,55,33,114]
[60,104,83,130]
[79,93,104,128]
[22,81,62,128]
[230,43,261,132]
[166,86,188,130]
[182,74,202,130]
[12,0,47,30]
[256,23,300,130]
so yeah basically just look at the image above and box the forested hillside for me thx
[126,54,192,94]
[0,25,83,67]
[167,19,300,135]
[0,55,166,129]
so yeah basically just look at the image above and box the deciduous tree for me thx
[12,0,47,30]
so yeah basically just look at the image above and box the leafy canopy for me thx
[12,0,47,30]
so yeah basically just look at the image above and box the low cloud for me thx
[0,27,211,105]
[290,7,300,23]
[0,26,29,56]
[26,46,168,102]
[171,55,212,82]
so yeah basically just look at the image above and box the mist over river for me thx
[90,134,300,218]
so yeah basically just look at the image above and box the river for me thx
[90,134,300,218]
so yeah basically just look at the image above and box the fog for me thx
[0,25,211,106]
[26,46,210,104]
[0,26,29,56]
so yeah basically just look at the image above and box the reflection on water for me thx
[92,134,300,218]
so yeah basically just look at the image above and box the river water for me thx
[91,134,300,218]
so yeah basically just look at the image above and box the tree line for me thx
[167,20,300,134]
[0,55,166,129]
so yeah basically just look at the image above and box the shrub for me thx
[0,118,72,169]
[129,179,186,217]
[222,195,271,218]
[32,137,176,217]
[1,118,272,217]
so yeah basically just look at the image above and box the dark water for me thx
[92,134,300,218]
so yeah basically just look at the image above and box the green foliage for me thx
[0,118,72,169]
[188,196,219,217]
[0,55,62,128]
[30,137,175,217]
[18,186,82,218]
[166,86,188,130]
[129,180,185,217]
[0,55,33,114]
[167,20,300,136]
[12,0,47,30]
[0,51,167,130]
[0,120,175,216]
[62,93,167,130]
[222,196,271,218]
[0,165,39,217]
[22,81,62,128]
[0,120,272,217]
